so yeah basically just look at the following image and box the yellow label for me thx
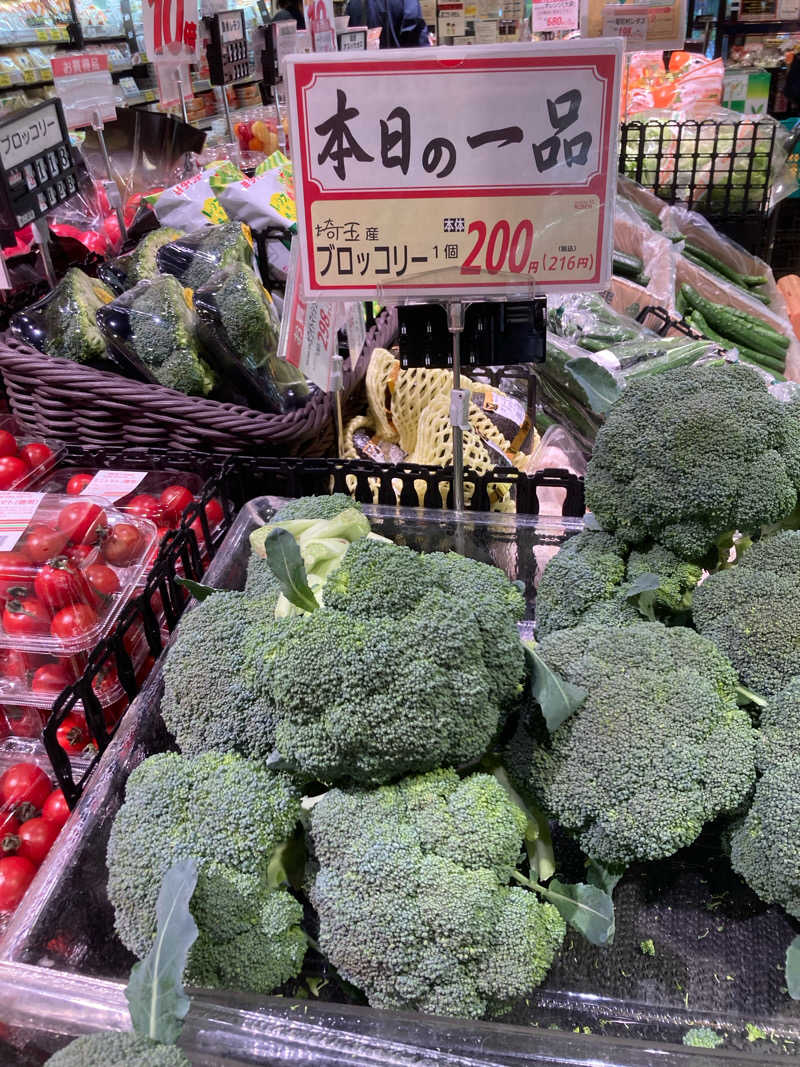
[0,74,12,88]
[22,70,37,83]
[35,28,49,40]
[269,190,296,224]
[242,222,254,248]
[201,197,228,224]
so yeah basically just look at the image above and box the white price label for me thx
[279,241,338,389]
[81,470,147,502]
[533,0,578,31]
[0,493,43,551]
[602,5,647,40]
[346,302,367,361]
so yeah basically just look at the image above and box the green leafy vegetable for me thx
[623,571,662,622]
[175,577,218,602]
[525,643,587,732]
[514,872,615,946]
[566,356,621,414]
[264,528,319,613]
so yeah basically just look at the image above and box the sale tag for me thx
[286,41,622,298]
[279,241,338,389]
[533,0,578,30]
[81,470,147,502]
[0,493,43,551]
[51,53,118,126]
[602,5,647,40]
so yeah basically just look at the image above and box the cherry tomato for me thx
[102,523,143,566]
[85,563,120,598]
[16,817,59,865]
[20,524,68,565]
[0,763,51,811]
[41,789,70,829]
[205,498,224,526]
[56,502,106,546]
[0,430,17,457]
[64,543,94,566]
[126,494,163,523]
[66,473,93,496]
[31,662,76,695]
[0,808,20,853]
[0,855,37,910]
[50,603,99,641]
[93,661,120,701]
[0,456,30,490]
[19,442,52,469]
[160,485,193,524]
[3,596,50,637]
[0,649,38,684]
[56,713,95,756]
[34,560,93,615]
[0,551,35,599]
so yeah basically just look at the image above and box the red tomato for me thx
[66,473,93,496]
[0,808,20,853]
[85,563,120,598]
[20,524,68,565]
[0,431,17,457]
[63,543,94,566]
[19,442,52,469]
[56,502,106,546]
[16,817,59,865]
[34,560,92,615]
[205,498,224,525]
[126,494,163,523]
[0,763,51,811]
[0,855,37,910]
[3,596,50,637]
[102,523,143,566]
[41,789,70,828]
[56,713,95,756]
[0,456,30,490]
[0,551,35,599]
[31,662,76,695]
[0,649,38,684]
[160,485,193,524]
[50,603,99,641]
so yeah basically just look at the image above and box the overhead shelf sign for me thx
[285,41,622,299]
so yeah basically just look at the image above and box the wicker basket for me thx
[0,308,396,455]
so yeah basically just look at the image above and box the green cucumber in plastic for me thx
[688,311,785,374]
[681,286,788,359]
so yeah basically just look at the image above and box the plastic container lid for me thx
[0,416,64,494]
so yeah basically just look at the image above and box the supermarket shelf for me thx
[81,32,130,43]
[124,89,159,106]
[191,73,261,94]
[0,31,75,48]
[721,17,800,31]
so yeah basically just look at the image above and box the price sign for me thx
[278,240,340,389]
[286,41,622,299]
[532,0,578,31]
[144,0,199,63]
[0,99,78,229]
[206,9,251,85]
[51,53,118,126]
[585,0,686,51]
[601,5,647,41]
[305,0,336,49]
[337,28,367,49]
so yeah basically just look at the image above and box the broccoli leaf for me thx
[623,571,662,622]
[176,577,218,602]
[125,859,198,1044]
[787,936,800,1000]
[267,831,307,891]
[492,766,555,883]
[586,858,624,895]
[533,878,615,947]
[264,528,319,613]
[566,357,621,415]
[525,643,587,732]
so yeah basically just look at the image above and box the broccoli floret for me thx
[197,262,280,369]
[161,590,284,760]
[585,362,800,560]
[42,268,114,363]
[157,222,254,290]
[106,751,305,994]
[244,552,283,598]
[692,531,800,699]
[507,623,757,867]
[127,226,183,285]
[272,494,363,522]
[626,544,701,613]
[44,1032,189,1066]
[683,1028,724,1048]
[758,675,800,769]
[309,769,565,1018]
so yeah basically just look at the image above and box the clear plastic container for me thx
[0,415,64,493]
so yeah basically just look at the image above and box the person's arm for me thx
[400,0,430,44]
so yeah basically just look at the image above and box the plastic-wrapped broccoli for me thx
[97,227,183,294]
[11,268,114,364]
[96,275,216,396]
[157,222,255,290]
[194,263,311,413]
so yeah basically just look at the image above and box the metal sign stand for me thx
[32,218,56,287]
[447,301,467,512]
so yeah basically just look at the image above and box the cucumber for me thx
[688,311,785,373]
[613,250,646,281]
[623,342,712,380]
[681,286,788,360]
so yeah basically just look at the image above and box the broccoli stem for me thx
[735,685,768,709]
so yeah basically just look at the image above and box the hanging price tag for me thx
[601,6,647,40]
[0,493,44,551]
[51,53,118,126]
[80,470,147,502]
[278,241,338,389]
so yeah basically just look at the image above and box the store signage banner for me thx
[143,0,199,64]
[51,53,118,127]
[285,41,622,299]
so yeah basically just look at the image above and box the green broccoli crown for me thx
[106,751,305,993]
[272,494,363,522]
[626,544,702,613]
[682,1028,724,1049]
[43,268,113,364]
[161,590,286,760]
[693,531,800,699]
[509,622,756,867]
[309,769,565,1018]
[729,757,800,919]
[201,262,279,368]
[165,222,254,290]
[758,675,800,770]
[585,363,800,560]
[128,227,183,284]
[244,552,284,598]
[44,1032,190,1066]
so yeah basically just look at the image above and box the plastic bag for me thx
[97,226,183,295]
[194,262,313,414]
[613,209,676,311]
[215,160,296,234]
[547,292,656,348]
[524,424,586,516]
[156,221,255,291]
[151,160,243,231]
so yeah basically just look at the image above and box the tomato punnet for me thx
[0,431,17,457]
[16,817,59,865]
[50,603,99,641]
[3,596,50,637]
[56,502,106,546]
[0,763,51,812]
[19,442,53,469]
[0,650,40,684]
[34,560,93,615]
[0,551,35,599]
[31,662,76,695]
[0,456,30,490]
[56,713,95,756]
[0,855,36,910]
[126,494,163,523]
[66,473,93,496]
[102,523,142,566]
[160,485,193,524]
[63,543,94,566]
[85,563,120,598]
[20,524,68,565]
[41,789,69,829]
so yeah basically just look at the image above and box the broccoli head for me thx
[692,531,800,699]
[44,1033,189,1066]
[309,768,565,1018]
[106,751,306,994]
[585,363,800,561]
[157,222,254,290]
[272,494,363,522]
[507,622,757,867]
[757,674,800,769]
[42,267,114,364]
[196,262,280,369]
[100,227,184,293]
